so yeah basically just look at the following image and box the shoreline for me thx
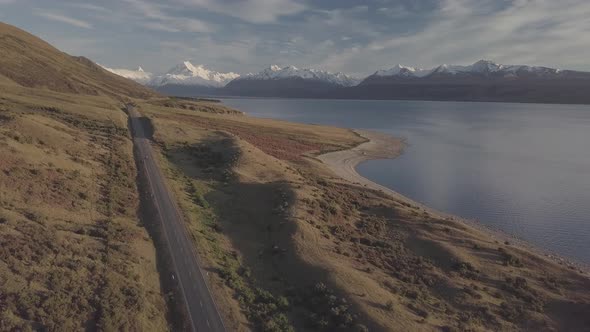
[318,129,589,273]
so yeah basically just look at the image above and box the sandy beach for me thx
[317,130,403,195]
[318,129,590,272]
[318,130,441,214]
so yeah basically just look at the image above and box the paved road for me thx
[127,105,225,332]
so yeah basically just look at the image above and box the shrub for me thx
[502,277,545,312]
[385,300,394,312]
[452,261,480,279]
[355,324,369,332]
[498,248,523,267]
[499,302,526,321]
[302,282,359,330]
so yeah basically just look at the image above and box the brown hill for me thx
[0,21,157,99]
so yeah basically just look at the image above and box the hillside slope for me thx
[0,23,170,331]
[0,22,156,99]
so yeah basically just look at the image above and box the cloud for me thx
[67,3,110,12]
[123,0,211,32]
[174,0,307,23]
[317,0,590,74]
[34,10,93,29]
[377,5,411,18]
[15,0,590,76]
[142,22,180,32]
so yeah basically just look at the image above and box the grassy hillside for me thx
[0,23,171,330]
[138,101,590,331]
[0,22,157,99]
[0,82,169,330]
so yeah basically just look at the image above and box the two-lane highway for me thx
[127,105,225,332]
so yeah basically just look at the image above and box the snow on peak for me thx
[470,59,503,73]
[375,64,432,78]
[100,64,153,84]
[149,61,240,87]
[239,65,360,87]
[375,60,562,78]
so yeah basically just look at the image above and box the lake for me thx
[220,98,590,265]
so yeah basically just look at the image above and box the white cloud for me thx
[377,5,411,18]
[318,0,590,74]
[175,0,307,23]
[123,0,211,32]
[34,10,93,29]
[143,21,180,32]
[67,3,109,12]
[21,0,590,76]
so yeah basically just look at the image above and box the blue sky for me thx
[1,0,589,76]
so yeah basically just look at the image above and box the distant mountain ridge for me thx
[101,61,239,88]
[222,65,360,98]
[149,61,240,87]
[344,60,590,104]
[366,60,578,81]
[101,65,153,85]
[235,65,359,87]
[100,59,590,104]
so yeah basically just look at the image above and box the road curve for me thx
[126,104,225,332]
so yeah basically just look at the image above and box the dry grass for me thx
[139,100,590,332]
[146,97,243,115]
[0,84,168,331]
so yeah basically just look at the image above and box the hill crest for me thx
[0,22,157,99]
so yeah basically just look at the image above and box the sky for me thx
[1,0,590,77]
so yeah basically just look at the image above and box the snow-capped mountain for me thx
[375,64,433,78]
[99,59,590,103]
[235,65,360,87]
[223,65,360,98]
[101,65,153,84]
[149,61,240,88]
[344,59,590,104]
[372,60,564,79]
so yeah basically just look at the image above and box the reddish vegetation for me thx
[160,114,329,160]
[229,130,322,161]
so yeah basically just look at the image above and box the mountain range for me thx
[102,61,360,97]
[103,60,590,104]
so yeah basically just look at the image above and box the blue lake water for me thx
[220,98,590,265]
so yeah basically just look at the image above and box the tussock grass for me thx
[0,90,168,331]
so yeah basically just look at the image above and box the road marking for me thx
[206,320,210,328]
[189,270,192,277]
[200,301,203,308]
